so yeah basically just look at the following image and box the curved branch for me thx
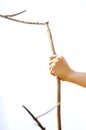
[3,10,27,17]
[22,105,46,130]
[36,106,57,119]
[0,14,48,25]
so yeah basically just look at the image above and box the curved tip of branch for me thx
[3,10,27,17]
[45,21,49,24]
[21,10,27,13]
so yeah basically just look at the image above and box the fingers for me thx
[49,56,58,76]
[49,55,63,76]
[49,62,56,76]
[50,55,62,60]
[49,55,62,65]
[50,55,57,60]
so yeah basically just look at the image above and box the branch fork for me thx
[0,10,61,130]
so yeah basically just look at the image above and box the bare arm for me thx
[49,55,86,88]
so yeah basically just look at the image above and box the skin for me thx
[49,55,86,88]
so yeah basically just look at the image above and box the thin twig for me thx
[3,10,27,17]
[46,23,61,130]
[45,23,56,55]
[36,105,57,119]
[0,14,48,25]
[22,105,46,130]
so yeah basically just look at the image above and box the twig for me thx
[22,105,46,130]
[46,23,61,130]
[3,10,27,17]
[45,23,56,54]
[36,105,57,119]
[0,14,48,25]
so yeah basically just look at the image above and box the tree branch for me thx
[3,10,27,17]
[0,11,62,129]
[46,23,61,130]
[22,105,46,130]
[0,13,48,25]
[36,105,57,119]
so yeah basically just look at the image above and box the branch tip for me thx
[3,10,27,17]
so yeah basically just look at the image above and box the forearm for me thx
[49,55,86,88]
[66,71,86,88]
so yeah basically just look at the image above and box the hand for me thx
[49,55,72,81]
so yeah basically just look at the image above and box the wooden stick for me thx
[22,105,46,130]
[46,23,61,130]
[0,14,48,25]
[0,12,61,129]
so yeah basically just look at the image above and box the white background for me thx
[0,0,86,130]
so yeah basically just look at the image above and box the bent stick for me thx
[46,23,61,130]
[0,12,61,129]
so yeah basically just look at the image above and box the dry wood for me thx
[0,11,62,130]
[0,13,48,25]
[46,23,61,130]
[3,10,27,17]
[22,105,46,130]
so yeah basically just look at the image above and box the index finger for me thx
[50,54,62,60]
[50,55,57,60]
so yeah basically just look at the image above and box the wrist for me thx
[64,69,75,82]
